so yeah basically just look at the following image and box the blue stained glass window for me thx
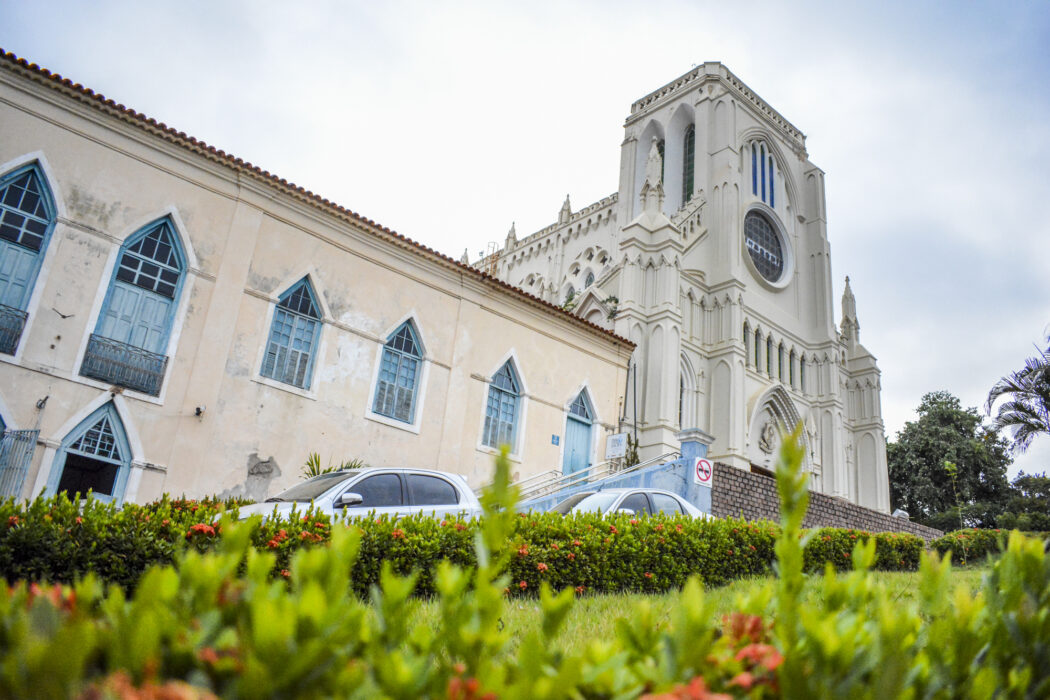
[761,145,767,203]
[261,278,321,390]
[751,144,757,196]
[483,361,520,448]
[769,156,775,208]
[373,322,422,423]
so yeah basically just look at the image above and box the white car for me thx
[550,487,706,518]
[237,468,482,521]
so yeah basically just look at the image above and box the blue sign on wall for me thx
[551,435,560,446]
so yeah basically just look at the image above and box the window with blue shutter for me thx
[373,321,423,423]
[483,360,521,449]
[0,163,57,354]
[261,278,322,390]
[48,402,131,505]
[82,218,185,395]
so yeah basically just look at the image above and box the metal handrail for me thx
[517,451,681,501]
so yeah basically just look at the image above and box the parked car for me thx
[237,468,482,521]
[549,488,706,518]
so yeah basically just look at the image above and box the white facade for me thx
[0,53,633,504]
[481,63,890,511]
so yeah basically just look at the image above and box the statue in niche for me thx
[759,420,777,454]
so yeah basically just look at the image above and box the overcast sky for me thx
[2,1,1048,477]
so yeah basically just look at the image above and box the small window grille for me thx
[0,170,50,252]
[569,391,593,421]
[115,223,182,298]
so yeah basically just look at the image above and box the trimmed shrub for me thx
[932,528,1050,565]
[2,492,921,595]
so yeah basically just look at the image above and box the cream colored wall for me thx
[0,69,631,502]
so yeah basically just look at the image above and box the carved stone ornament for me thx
[759,421,777,454]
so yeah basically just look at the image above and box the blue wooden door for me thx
[0,240,38,309]
[563,416,592,474]
[98,281,171,353]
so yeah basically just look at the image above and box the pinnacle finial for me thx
[460,248,470,264]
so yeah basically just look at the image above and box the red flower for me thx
[575,585,585,595]
[537,562,548,572]
[572,539,582,547]
[518,580,528,590]
[675,524,683,533]
[7,515,19,528]
[517,545,530,557]
[455,522,467,532]
[729,549,735,555]
[655,524,664,531]
[279,569,290,579]
[749,545,756,551]
[391,529,406,539]
[566,552,576,560]
[728,671,754,690]
[550,543,559,550]
[161,519,170,526]
[301,515,310,522]
[843,552,850,558]
[440,520,447,527]
[629,519,639,526]
[75,516,83,525]
[609,525,618,534]
[644,572,653,579]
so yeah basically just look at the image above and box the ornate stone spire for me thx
[460,248,470,264]
[558,195,572,225]
[504,222,517,251]
[639,136,665,215]
[840,275,860,345]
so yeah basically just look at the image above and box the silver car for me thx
[550,487,705,518]
[237,468,482,521]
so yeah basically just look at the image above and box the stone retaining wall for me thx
[711,462,943,541]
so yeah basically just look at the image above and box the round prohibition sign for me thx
[694,458,713,485]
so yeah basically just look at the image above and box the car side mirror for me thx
[617,508,635,515]
[337,492,363,507]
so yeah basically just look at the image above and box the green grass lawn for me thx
[414,567,989,653]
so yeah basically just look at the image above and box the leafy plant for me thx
[302,452,367,478]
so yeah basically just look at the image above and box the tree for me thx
[998,471,1050,531]
[986,336,1050,454]
[888,391,1012,529]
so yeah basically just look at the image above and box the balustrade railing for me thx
[0,304,28,355]
[80,334,168,396]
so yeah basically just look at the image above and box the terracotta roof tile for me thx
[0,49,633,349]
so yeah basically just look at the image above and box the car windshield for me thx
[549,492,595,515]
[266,472,349,502]
[570,492,621,514]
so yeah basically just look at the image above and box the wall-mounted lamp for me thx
[195,405,206,420]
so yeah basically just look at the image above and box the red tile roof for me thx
[0,49,633,349]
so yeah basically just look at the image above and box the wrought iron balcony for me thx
[80,334,168,396]
[0,304,27,356]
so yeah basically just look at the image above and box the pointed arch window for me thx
[778,343,785,381]
[569,391,593,421]
[682,125,695,204]
[743,323,751,367]
[483,361,521,449]
[750,142,777,207]
[766,336,774,377]
[81,218,185,395]
[657,139,665,183]
[754,329,761,368]
[261,278,322,390]
[373,322,423,423]
[800,358,807,394]
[584,271,595,288]
[48,403,131,505]
[789,349,796,387]
[0,163,57,354]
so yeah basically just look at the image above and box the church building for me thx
[479,63,890,512]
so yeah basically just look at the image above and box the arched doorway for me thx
[46,402,131,504]
[563,390,594,474]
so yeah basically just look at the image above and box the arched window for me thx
[261,278,322,390]
[789,349,796,387]
[679,375,685,426]
[483,361,521,449]
[800,358,806,394]
[743,323,751,367]
[750,142,777,207]
[81,218,185,396]
[754,329,761,368]
[565,285,575,304]
[584,271,595,288]
[778,343,785,380]
[373,321,423,423]
[47,402,131,505]
[657,139,665,183]
[766,336,774,377]
[0,163,56,354]
[682,125,695,204]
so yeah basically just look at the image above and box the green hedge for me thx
[931,528,1050,565]
[0,494,922,594]
[0,442,1047,698]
